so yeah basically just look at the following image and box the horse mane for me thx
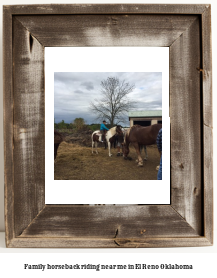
[110,126,117,132]
[131,124,141,129]
[127,125,139,135]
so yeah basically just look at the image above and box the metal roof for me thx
[129,110,162,117]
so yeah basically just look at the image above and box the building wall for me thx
[151,119,158,125]
[130,117,162,127]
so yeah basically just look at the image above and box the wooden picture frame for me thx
[3,4,213,248]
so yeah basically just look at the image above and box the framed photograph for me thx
[46,47,170,205]
[3,4,213,247]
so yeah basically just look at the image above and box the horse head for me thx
[122,141,129,158]
[116,125,123,136]
[122,129,130,159]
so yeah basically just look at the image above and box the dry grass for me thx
[54,142,161,180]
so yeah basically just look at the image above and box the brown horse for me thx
[122,124,162,166]
[54,130,64,160]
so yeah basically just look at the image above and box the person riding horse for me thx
[92,124,123,156]
[100,120,109,142]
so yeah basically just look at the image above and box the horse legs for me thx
[92,140,98,154]
[108,141,112,156]
[92,139,94,154]
[133,142,143,166]
[139,145,148,161]
[144,145,148,161]
[95,141,98,154]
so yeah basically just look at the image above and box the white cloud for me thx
[54,72,162,124]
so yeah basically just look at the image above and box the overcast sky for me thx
[54,72,162,125]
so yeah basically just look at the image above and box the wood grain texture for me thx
[12,17,45,237]
[16,15,197,47]
[3,7,14,247]
[201,6,213,244]
[4,4,207,15]
[3,4,213,248]
[170,17,202,235]
[20,205,199,238]
[204,125,213,243]
[202,6,212,129]
[8,237,212,248]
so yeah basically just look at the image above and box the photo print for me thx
[54,72,162,181]
[45,47,170,204]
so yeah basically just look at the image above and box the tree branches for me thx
[89,77,135,126]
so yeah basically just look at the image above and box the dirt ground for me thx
[54,142,160,180]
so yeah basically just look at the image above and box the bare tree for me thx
[89,77,135,126]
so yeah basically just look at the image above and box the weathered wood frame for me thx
[3,4,212,248]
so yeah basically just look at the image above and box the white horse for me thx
[92,126,123,156]
[91,130,103,155]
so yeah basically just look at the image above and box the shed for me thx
[129,110,162,127]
